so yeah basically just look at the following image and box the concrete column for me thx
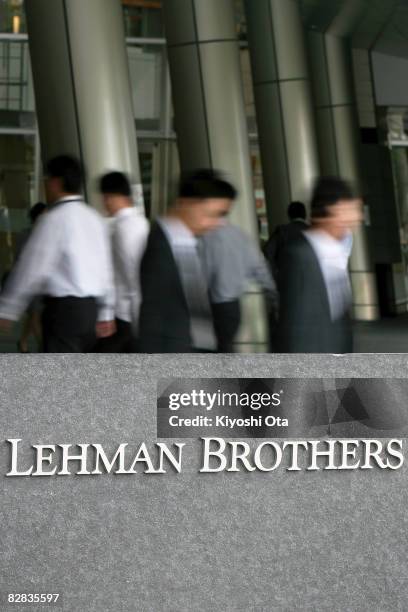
[150,140,180,220]
[163,0,257,236]
[390,147,408,311]
[25,0,143,212]
[164,0,268,352]
[244,0,320,230]
[149,55,180,221]
[308,31,380,321]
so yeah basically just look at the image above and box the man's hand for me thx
[96,320,116,339]
[0,318,13,334]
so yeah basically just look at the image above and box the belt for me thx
[44,295,97,302]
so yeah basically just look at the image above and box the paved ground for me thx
[1,315,408,353]
[353,314,408,353]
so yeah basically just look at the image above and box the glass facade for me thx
[0,0,264,251]
[127,42,164,133]
[235,0,247,41]
[0,4,173,241]
[122,0,163,38]
[0,38,34,113]
[0,131,37,271]
[0,0,26,34]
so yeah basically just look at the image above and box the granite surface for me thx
[0,354,407,611]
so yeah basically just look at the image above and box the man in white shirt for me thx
[95,171,149,352]
[0,155,115,352]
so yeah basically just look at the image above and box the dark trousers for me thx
[212,300,241,353]
[42,296,98,353]
[94,318,138,353]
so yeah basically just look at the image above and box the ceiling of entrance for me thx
[298,0,408,55]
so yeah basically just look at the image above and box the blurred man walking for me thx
[0,155,115,352]
[276,177,361,353]
[201,216,278,352]
[139,169,233,353]
[96,171,149,352]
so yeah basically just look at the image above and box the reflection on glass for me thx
[127,43,163,132]
[0,133,36,273]
[12,14,20,34]
[139,150,153,218]
[0,0,26,34]
[0,40,35,113]
[390,147,408,307]
[122,0,163,38]
[240,47,257,134]
[235,0,247,40]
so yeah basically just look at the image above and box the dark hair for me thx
[288,201,306,221]
[311,176,355,219]
[46,155,84,193]
[100,171,132,197]
[178,169,237,200]
[28,202,46,224]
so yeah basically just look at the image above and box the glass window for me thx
[0,132,37,272]
[0,0,27,34]
[250,146,268,241]
[240,47,257,135]
[122,0,163,38]
[139,149,153,218]
[138,139,180,220]
[235,0,247,41]
[0,39,35,113]
[127,43,164,132]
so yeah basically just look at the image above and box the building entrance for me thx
[0,128,40,275]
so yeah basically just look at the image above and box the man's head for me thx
[99,171,132,216]
[172,169,237,235]
[44,155,84,204]
[288,201,306,221]
[310,176,363,240]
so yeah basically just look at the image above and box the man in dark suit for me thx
[275,177,363,353]
[263,201,309,280]
[138,170,235,353]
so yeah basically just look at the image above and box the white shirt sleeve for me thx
[117,219,148,286]
[113,221,135,299]
[95,220,116,322]
[0,213,63,321]
[112,215,149,324]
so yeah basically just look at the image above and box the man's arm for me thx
[95,220,116,337]
[244,236,279,314]
[113,218,149,299]
[248,245,276,291]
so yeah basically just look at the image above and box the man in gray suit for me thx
[275,177,362,353]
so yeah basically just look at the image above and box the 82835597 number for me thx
[6,593,61,605]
